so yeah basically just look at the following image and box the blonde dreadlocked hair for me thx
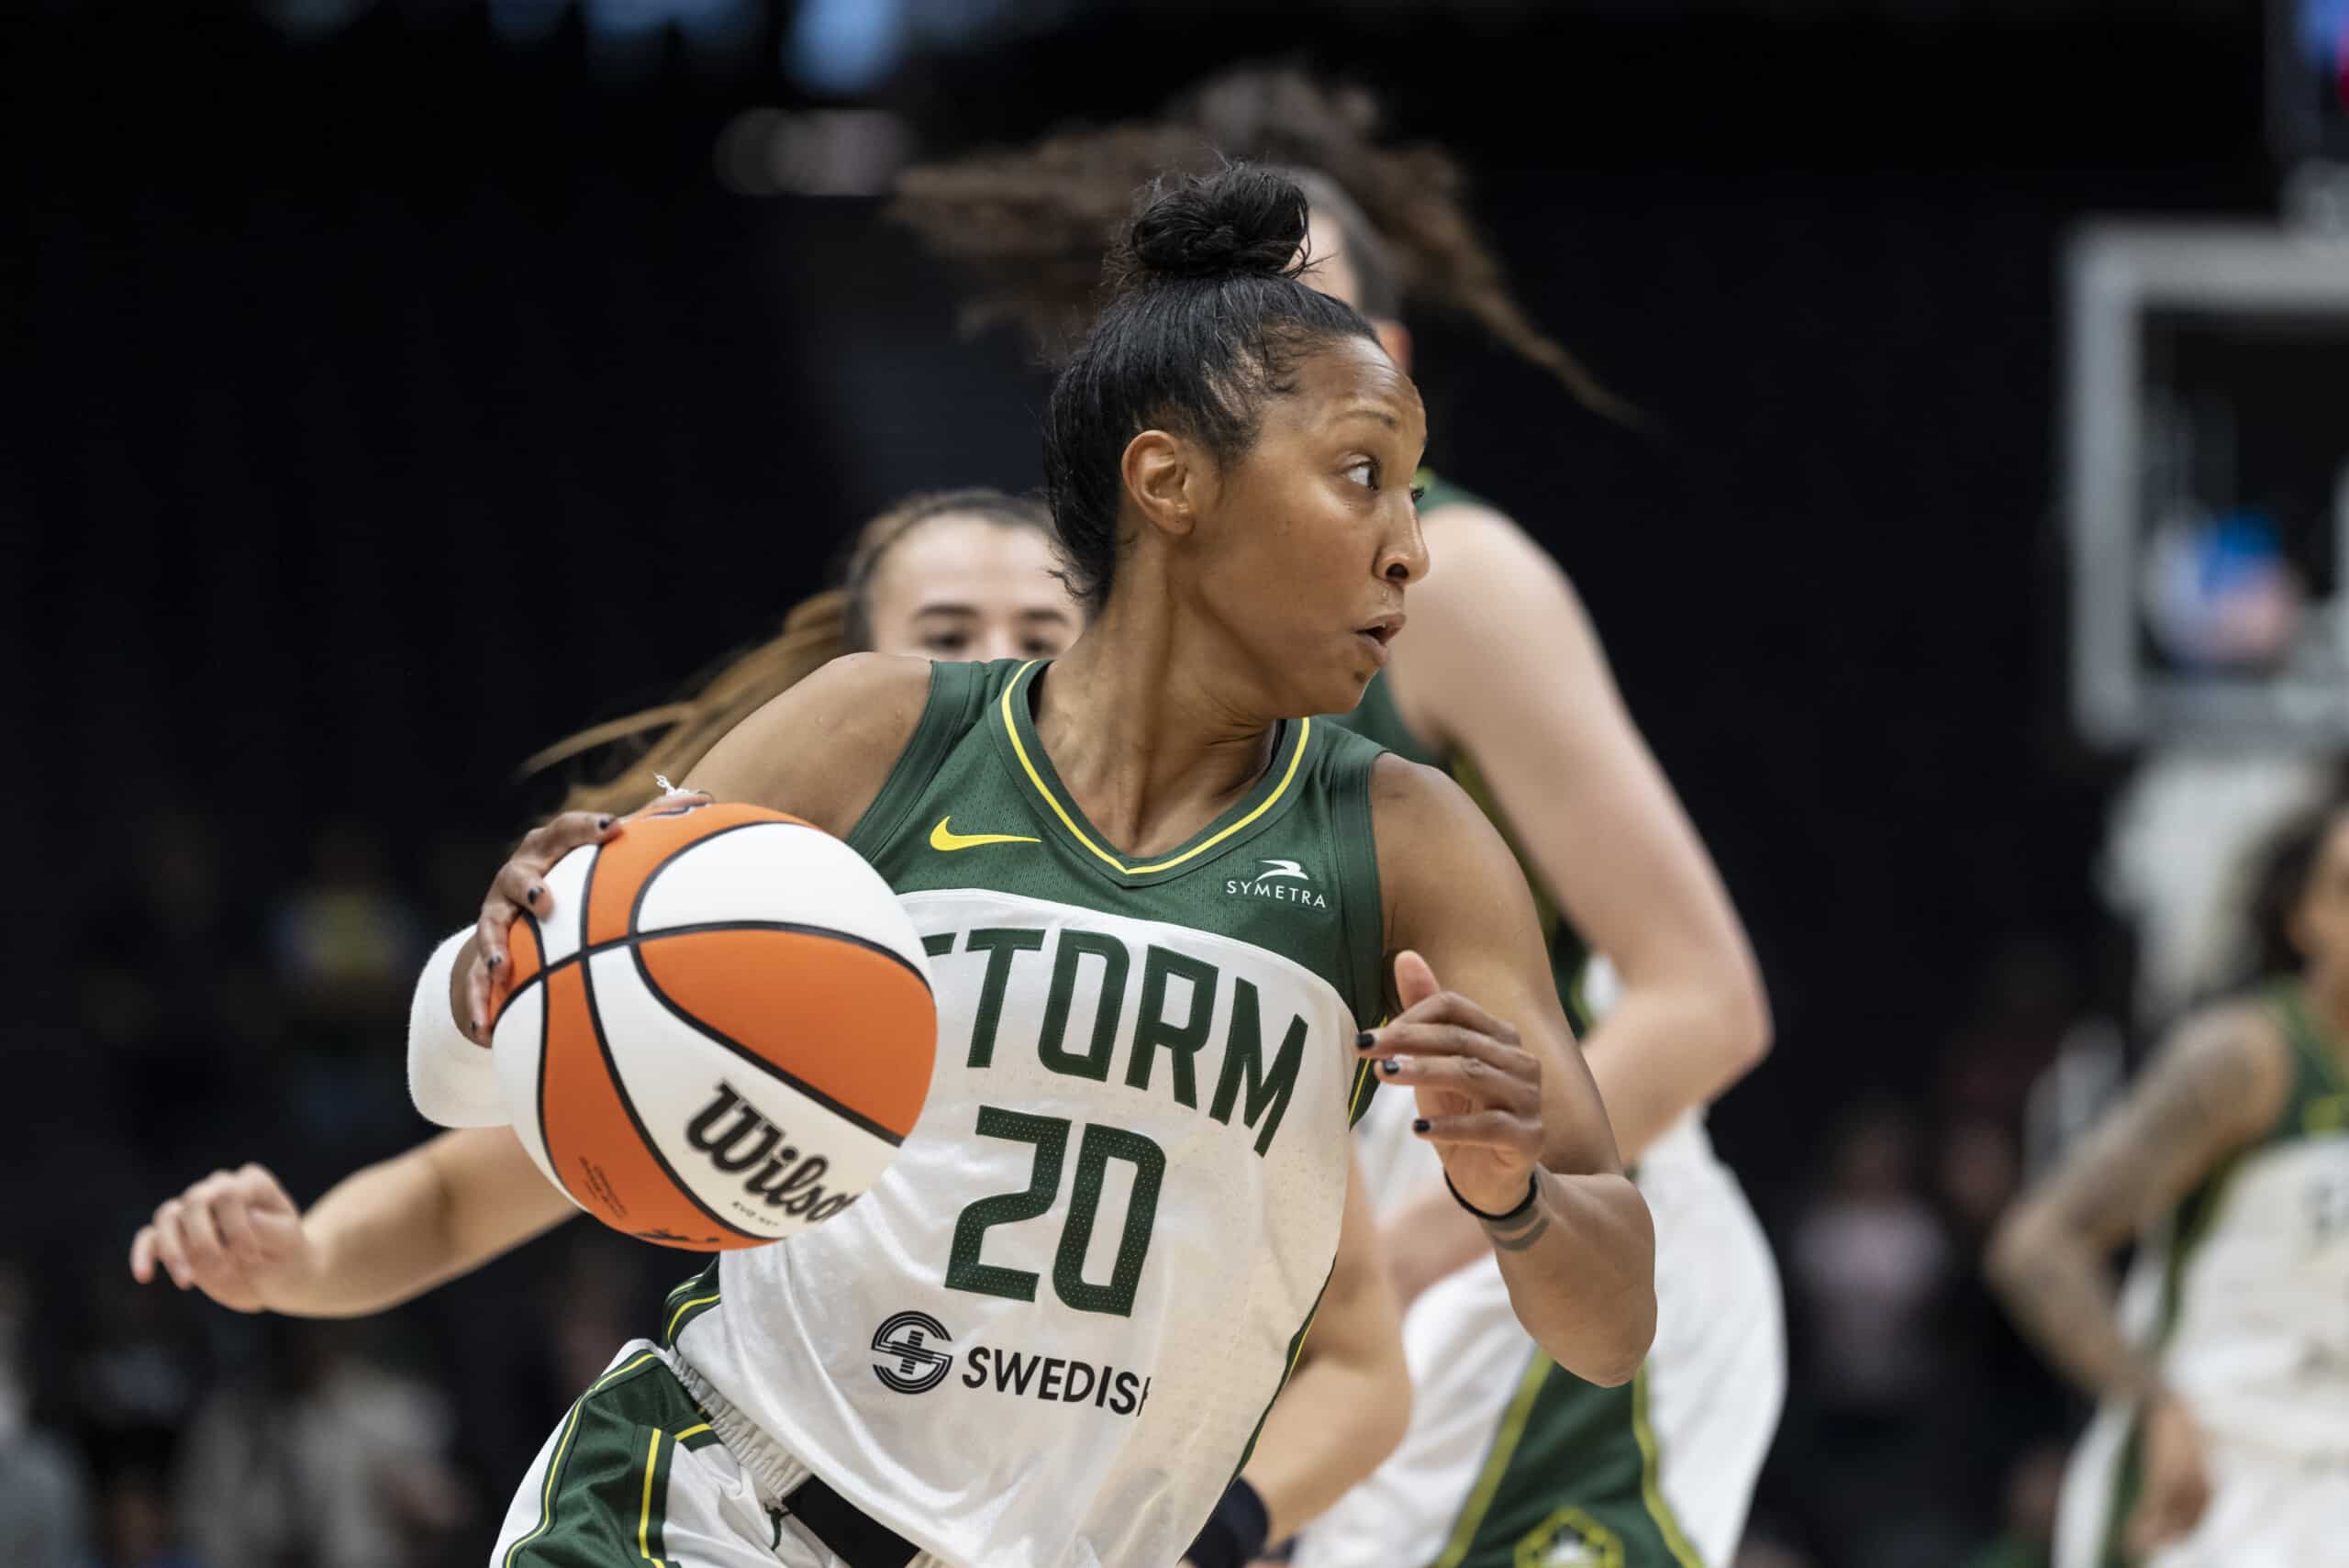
[526,489,1052,816]
[890,63,1639,424]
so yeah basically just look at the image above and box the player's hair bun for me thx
[1121,163,1308,285]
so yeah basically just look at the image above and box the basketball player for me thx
[166,169,1663,1568]
[1988,800,2349,1568]
[896,70,1779,1568]
[132,484,1415,1564]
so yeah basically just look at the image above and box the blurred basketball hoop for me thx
[2065,222,2349,747]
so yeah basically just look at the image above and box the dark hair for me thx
[2242,796,2349,981]
[891,63,1634,422]
[529,488,1051,812]
[1039,164,1376,612]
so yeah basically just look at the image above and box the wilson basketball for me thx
[486,799,936,1251]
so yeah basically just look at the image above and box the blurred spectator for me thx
[267,820,427,1158]
[268,818,424,1029]
[1733,1540,1822,1568]
[1959,1442,2069,1568]
[100,1468,199,1568]
[1783,1102,1965,1568]
[0,1263,97,1567]
[1791,1102,1951,1413]
[543,1229,647,1398]
[1934,1114,2073,1520]
[71,1266,203,1490]
[174,1319,469,1568]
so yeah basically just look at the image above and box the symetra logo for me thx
[871,1311,955,1394]
[1225,857,1328,909]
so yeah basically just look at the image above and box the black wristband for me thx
[1445,1170,1540,1223]
[1184,1477,1270,1568]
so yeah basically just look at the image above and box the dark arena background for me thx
[7,3,2341,1566]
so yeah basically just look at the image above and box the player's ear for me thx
[1121,429,1199,540]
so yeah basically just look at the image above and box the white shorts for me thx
[2054,1407,2349,1568]
[1297,1112,1785,1568]
[490,1341,952,1568]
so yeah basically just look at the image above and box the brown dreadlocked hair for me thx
[2242,792,2349,984]
[889,63,1638,424]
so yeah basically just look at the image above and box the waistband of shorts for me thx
[658,1343,816,1507]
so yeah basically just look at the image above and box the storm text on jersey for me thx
[920,924,1309,1157]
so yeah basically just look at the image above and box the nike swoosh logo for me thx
[930,816,1041,852]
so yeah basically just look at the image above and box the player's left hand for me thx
[1359,950,1544,1215]
[2126,1388,2212,1557]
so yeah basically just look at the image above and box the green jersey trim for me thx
[660,1257,723,1348]
[1332,722,1387,1123]
[1227,1260,1339,1485]
[1431,1351,1555,1568]
[2274,984,2349,1099]
[991,660,1313,884]
[1631,1366,1706,1568]
[849,661,993,859]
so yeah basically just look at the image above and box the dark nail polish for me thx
[1411,1118,1431,1133]
[1379,1058,1402,1075]
[485,951,503,968]
[596,816,615,830]
[528,885,544,903]
[1354,1030,1375,1050]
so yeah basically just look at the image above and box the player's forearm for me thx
[281,1130,570,1317]
[1379,1192,1486,1306]
[1240,1339,1410,1542]
[1492,1170,1654,1385]
[269,1148,464,1317]
[1579,978,1769,1163]
[1986,1208,2158,1406]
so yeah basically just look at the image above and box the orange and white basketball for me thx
[486,798,936,1251]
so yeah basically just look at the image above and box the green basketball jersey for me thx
[1327,473,1600,1033]
[664,658,1394,1568]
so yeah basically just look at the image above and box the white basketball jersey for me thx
[666,662,1393,1568]
[2120,989,2349,1460]
[2133,1130,2349,1458]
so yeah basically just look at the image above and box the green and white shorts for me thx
[1297,1109,1784,1568]
[489,1341,941,1568]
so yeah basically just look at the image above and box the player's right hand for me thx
[462,806,644,1044]
[129,1164,312,1314]
[2125,1388,2212,1557]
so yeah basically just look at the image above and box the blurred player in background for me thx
[896,66,1778,1568]
[1989,798,2349,1568]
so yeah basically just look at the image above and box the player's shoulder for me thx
[783,651,941,755]
[2169,992,2292,1060]
[1367,751,1518,895]
[691,652,939,836]
[2152,994,2297,1136]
